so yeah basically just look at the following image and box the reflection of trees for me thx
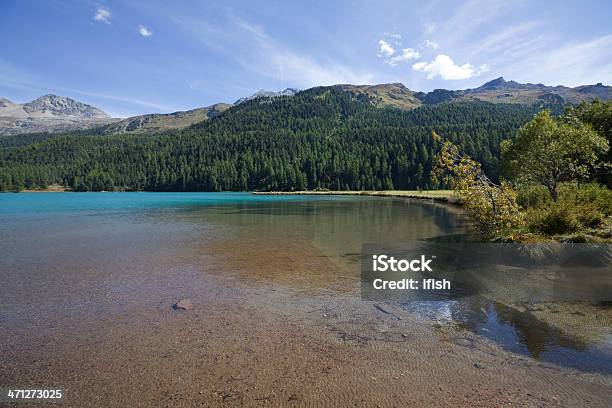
[420,202,468,233]
[452,296,489,330]
[490,301,588,358]
[452,297,591,359]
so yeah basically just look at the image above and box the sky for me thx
[1,0,611,117]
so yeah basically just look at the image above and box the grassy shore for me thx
[253,190,459,203]
[20,183,69,192]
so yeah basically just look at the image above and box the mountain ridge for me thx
[99,103,232,135]
[1,85,543,192]
[1,78,610,137]
[342,77,611,109]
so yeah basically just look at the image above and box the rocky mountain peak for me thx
[478,77,507,90]
[22,94,110,119]
[0,94,114,136]
[234,88,299,104]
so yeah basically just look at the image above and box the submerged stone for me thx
[173,299,193,310]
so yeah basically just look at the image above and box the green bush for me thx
[519,182,612,212]
[527,205,581,235]
[560,183,612,216]
[517,184,551,208]
[574,203,605,228]
[520,182,610,234]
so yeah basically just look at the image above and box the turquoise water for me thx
[0,192,336,215]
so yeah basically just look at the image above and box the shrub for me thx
[517,184,550,208]
[520,182,610,233]
[562,183,612,216]
[527,205,580,235]
[574,203,605,228]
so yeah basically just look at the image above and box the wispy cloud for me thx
[423,39,438,49]
[138,25,153,37]
[386,48,420,66]
[433,0,511,50]
[384,32,402,40]
[424,22,436,34]
[94,7,111,24]
[0,59,174,116]
[412,54,489,80]
[237,18,374,86]
[66,89,174,114]
[501,34,612,87]
[172,13,374,88]
[442,10,611,87]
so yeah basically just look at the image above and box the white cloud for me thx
[412,54,489,80]
[386,48,421,65]
[424,39,438,49]
[424,22,436,34]
[94,7,111,24]
[138,25,153,37]
[378,40,395,57]
[377,32,420,66]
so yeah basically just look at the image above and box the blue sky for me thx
[1,0,611,117]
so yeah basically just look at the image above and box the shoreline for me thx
[253,190,459,204]
[7,188,459,205]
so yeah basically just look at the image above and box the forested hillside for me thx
[0,86,546,192]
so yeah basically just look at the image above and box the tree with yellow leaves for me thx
[431,131,524,239]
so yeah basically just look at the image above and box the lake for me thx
[1,192,610,407]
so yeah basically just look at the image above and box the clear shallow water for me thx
[1,192,610,374]
[400,299,612,374]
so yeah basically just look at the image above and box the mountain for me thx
[344,78,611,109]
[1,86,543,192]
[2,79,610,138]
[0,94,116,136]
[21,94,109,119]
[234,88,299,104]
[104,87,300,135]
[99,103,231,135]
[340,83,423,110]
[426,77,612,106]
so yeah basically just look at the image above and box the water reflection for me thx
[401,297,612,374]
